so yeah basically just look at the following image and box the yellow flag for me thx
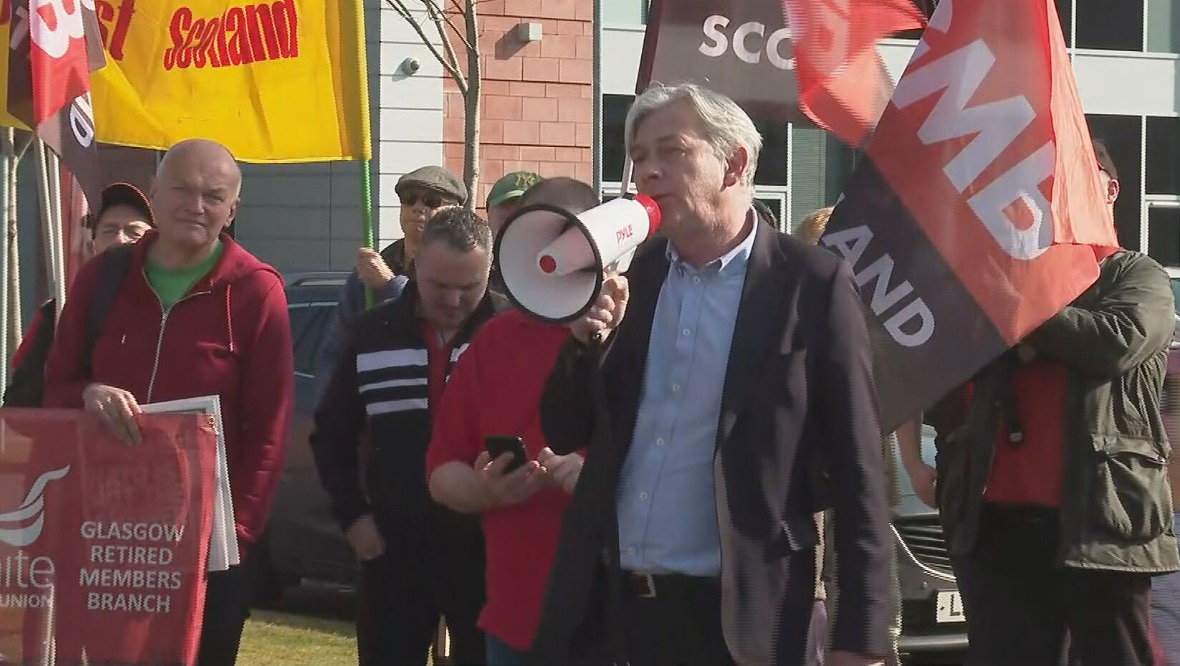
[0,0,371,162]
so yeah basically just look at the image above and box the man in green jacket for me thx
[936,141,1178,665]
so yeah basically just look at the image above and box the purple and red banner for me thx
[820,0,1120,431]
[0,410,216,665]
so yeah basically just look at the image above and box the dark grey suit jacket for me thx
[532,221,894,665]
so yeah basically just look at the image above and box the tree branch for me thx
[422,0,470,78]
[434,0,478,55]
[383,0,467,92]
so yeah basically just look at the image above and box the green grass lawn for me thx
[237,610,357,665]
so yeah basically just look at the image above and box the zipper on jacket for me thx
[144,272,212,402]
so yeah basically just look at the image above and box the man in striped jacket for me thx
[310,207,508,666]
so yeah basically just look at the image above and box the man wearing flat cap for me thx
[315,165,466,404]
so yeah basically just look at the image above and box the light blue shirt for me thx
[616,213,757,576]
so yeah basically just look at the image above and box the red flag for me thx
[7,0,107,208]
[784,0,926,146]
[818,0,1118,431]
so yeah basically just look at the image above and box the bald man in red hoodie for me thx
[43,138,294,666]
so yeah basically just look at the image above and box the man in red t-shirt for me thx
[427,177,600,665]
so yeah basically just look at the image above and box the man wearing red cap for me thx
[3,182,154,407]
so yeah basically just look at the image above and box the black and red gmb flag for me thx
[7,0,107,209]
[820,0,1120,432]
[637,0,925,146]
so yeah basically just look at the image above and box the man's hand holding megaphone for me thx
[570,274,630,345]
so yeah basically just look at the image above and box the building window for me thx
[602,94,633,183]
[601,0,647,25]
[1147,207,1180,268]
[1055,0,1073,47]
[789,125,853,227]
[1075,0,1143,51]
[1146,0,1180,53]
[1147,117,1180,195]
[1087,114,1143,250]
[754,122,789,187]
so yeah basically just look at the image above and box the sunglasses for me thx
[400,191,447,208]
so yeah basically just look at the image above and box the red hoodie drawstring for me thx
[225,283,235,354]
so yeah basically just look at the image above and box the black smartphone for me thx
[484,435,529,473]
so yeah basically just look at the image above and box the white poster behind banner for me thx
[142,395,237,572]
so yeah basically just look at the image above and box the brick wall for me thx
[442,0,594,210]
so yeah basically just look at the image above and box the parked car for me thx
[253,271,358,602]
[892,426,968,662]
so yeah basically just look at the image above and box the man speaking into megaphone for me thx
[526,83,893,666]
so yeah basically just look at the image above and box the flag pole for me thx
[48,151,66,309]
[0,133,10,390]
[362,158,376,309]
[34,141,58,319]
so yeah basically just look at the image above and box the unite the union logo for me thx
[0,466,71,547]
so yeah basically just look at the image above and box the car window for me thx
[289,304,328,376]
[303,304,336,374]
[1171,278,1180,317]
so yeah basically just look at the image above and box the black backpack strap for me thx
[80,244,135,379]
[2,299,59,407]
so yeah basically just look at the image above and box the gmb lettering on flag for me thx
[819,0,1119,432]
[0,410,216,665]
[6,0,107,209]
[0,0,370,162]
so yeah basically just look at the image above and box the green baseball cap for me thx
[486,171,542,208]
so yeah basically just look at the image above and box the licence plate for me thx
[936,590,966,623]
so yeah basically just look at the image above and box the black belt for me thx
[622,571,720,600]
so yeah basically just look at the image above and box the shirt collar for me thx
[666,207,758,276]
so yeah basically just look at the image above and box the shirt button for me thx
[671,383,681,393]
[692,276,701,284]
[627,547,637,554]
[682,328,691,337]
[639,492,649,500]
[656,437,666,446]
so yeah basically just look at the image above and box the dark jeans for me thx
[355,547,486,666]
[620,573,735,666]
[952,504,1154,666]
[1150,511,1180,665]
[196,552,260,666]
[486,634,531,666]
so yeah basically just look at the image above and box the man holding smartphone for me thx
[426,177,600,665]
[310,207,508,666]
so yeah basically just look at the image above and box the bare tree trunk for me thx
[386,0,481,211]
[462,1,480,211]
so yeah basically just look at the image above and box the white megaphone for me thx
[494,193,662,323]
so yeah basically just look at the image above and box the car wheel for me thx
[251,535,289,607]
